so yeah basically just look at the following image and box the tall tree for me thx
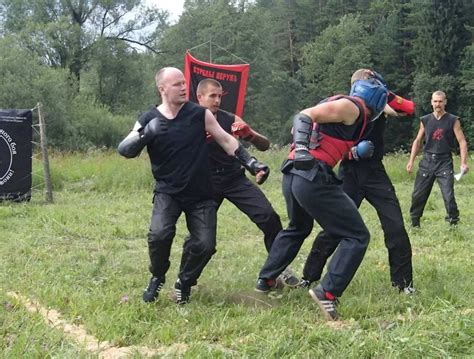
[299,14,372,105]
[411,0,470,77]
[1,0,168,88]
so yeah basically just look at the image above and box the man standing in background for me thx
[406,90,469,227]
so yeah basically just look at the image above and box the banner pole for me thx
[37,102,53,203]
[209,38,212,62]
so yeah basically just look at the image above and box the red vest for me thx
[288,96,368,168]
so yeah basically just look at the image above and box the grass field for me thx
[1,149,473,358]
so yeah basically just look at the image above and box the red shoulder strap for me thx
[347,96,369,142]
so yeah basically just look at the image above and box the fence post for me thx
[37,102,53,203]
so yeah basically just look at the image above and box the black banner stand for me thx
[0,109,32,201]
[0,103,53,203]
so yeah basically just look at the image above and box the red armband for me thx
[387,91,415,115]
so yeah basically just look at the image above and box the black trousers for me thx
[410,153,459,223]
[147,193,217,287]
[259,167,370,297]
[211,170,282,252]
[303,160,413,288]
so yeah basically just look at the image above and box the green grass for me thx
[1,149,473,358]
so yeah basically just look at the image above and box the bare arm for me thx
[233,115,270,151]
[205,109,270,184]
[205,109,239,155]
[453,119,469,173]
[406,122,425,173]
[301,98,360,125]
[384,103,403,118]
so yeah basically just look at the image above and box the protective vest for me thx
[288,96,369,168]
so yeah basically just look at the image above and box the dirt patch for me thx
[7,291,187,358]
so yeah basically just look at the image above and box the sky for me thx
[145,0,185,22]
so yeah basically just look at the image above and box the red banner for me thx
[184,52,249,117]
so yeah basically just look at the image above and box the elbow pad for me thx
[293,113,316,170]
[117,131,148,158]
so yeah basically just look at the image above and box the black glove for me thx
[118,117,164,158]
[349,140,374,161]
[234,144,270,184]
[293,113,315,170]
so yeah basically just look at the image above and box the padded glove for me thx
[234,144,270,184]
[231,122,255,141]
[118,117,164,158]
[349,140,374,161]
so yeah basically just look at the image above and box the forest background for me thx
[0,0,473,151]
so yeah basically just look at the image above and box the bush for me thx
[63,94,133,150]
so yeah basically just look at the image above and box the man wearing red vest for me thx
[299,83,416,295]
[255,69,388,320]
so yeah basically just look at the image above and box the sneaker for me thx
[401,286,416,295]
[297,278,312,289]
[309,284,339,321]
[278,268,300,288]
[447,217,459,226]
[255,278,277,293]
[143,276,165,303]
[174,279,191,305]
[393,281,416,295]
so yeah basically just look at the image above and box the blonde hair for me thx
[350,69,373,85]
[432,90,447,100]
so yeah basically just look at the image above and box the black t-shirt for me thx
[315,95,368,144]
[137,102,213,203]
[207,109,242,176]
[353,114,386,162]
[421,112,458,154]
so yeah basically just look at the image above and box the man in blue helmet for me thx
[255,69,388,321]
[299,69,415,296]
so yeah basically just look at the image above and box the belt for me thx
[425,152,451,160]
[211,166,242,174]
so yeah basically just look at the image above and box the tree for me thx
[0,35,75,146]
[299,14,372,105]
[411,0,470,77]
[1,0,169,89]
[457,44,474,146]
[81,39,157,114]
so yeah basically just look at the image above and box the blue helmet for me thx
[350,78,388,121]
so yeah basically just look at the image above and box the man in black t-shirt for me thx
[406,90,469,227]
[118,67,270,304]
[195,78,298,286]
